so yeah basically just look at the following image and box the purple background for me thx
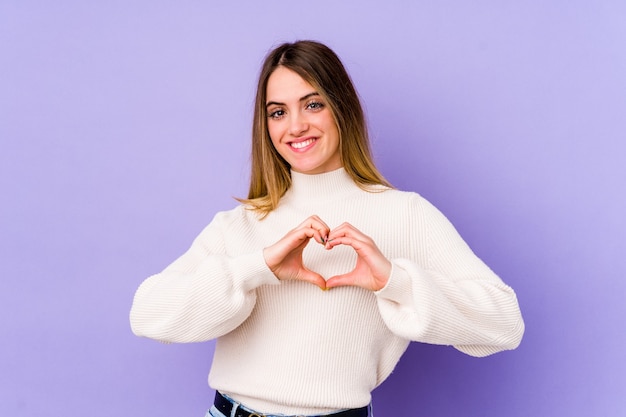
[1,1,625,416]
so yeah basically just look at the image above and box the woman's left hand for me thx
[324,222,392,291]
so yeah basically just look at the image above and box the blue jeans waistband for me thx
[207,391,371,417]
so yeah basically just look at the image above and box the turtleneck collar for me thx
[285,167,361,203]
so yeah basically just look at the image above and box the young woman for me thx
[130,40,524,417]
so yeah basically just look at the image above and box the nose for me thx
[288,111,309,136]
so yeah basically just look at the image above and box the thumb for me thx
[297,269,328,290]
[324,272,355,289]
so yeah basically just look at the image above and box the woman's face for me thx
[265,66,342,175]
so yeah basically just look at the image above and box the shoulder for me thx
[192,204,262,245]
[210,204,261,226]
[366,187,450,221]
[366,186,426,206]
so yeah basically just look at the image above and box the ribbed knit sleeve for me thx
[375,195,524,357]
[129,210,279,343]
[129,169,524,413]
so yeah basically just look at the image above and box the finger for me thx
[325,235,367,252]
[296,215,331,244]
[277,229,313,252]
[297,269,328,290]
[324,236,392,287]
[311,217,331,241]
[325,225,377,254]
[288,220,329,246]
[296,215,330,231]
[327,223,369,242]
[298,226,328,245]
[264,229,315,270]
[325,272,356,289]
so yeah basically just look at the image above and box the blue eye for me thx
[307,101,324,110]
[268,109,285,119]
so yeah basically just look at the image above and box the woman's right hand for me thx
[263,215,329,289]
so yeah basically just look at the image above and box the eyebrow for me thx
[266,92,320,108]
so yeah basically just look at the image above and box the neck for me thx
[286,168,359,202]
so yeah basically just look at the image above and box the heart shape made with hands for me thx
[263,216,392,291]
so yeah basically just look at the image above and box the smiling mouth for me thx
[290,138,317,149]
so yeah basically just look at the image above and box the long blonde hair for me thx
[239,40,391,216]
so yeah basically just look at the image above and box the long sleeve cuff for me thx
[231,251,280,292]
[375,260,417,307]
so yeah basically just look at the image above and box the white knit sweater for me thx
[130,168,524,415]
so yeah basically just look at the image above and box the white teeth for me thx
[291,138,315,149]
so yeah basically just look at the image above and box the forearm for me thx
[130,251,278,342]
[376,259,524,356]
